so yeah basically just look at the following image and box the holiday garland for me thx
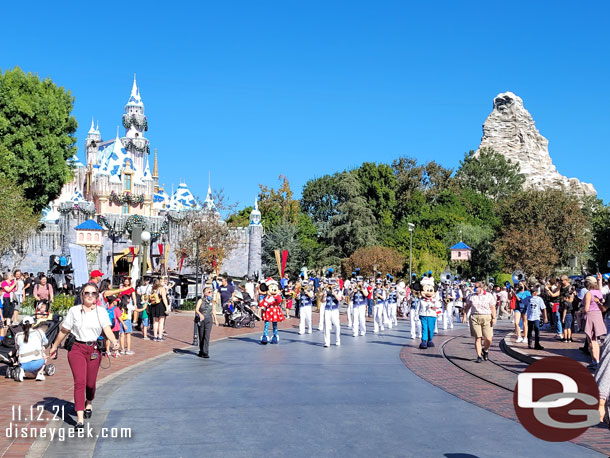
[122,114,148,131]
[123,138,150,154]
[58,203,96,217]
[97,214,172,239]
[110,190,145,206]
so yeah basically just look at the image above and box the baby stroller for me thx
[0,315,62,380]
[227,291,261,328]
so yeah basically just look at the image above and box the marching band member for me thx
[351,276,367,337]
[387,282,399,328]
[322,279,342,347]
[397,281,408,318]
[317,284,326,332]
[345,276,353,329]
[373,279,386,333]
[298,280,314,335]
[409,291,422,339]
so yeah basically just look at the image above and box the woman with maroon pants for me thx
[50,283,119,429]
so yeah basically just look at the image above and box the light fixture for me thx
[141,230,151,243]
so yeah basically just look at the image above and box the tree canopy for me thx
[0,67,78,213]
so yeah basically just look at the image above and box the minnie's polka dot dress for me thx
[260,294,285,322]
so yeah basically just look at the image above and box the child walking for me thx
[526,286,548,350]
[119,296,134,355]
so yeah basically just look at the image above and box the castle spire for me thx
[88,117,95,134]
[131,73,138,98]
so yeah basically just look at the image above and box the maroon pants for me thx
[67,342,101,412]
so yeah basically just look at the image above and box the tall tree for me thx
[343,246,404,277]
[454,147,525,201]
[0,176,39,269]
[261,222,306,277]
[258,175,300,229]
[0,67,78,213]
[355,162,397,224]
[495,225,558,277]
[496,189,588,267]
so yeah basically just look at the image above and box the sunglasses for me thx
[83,291,99,298]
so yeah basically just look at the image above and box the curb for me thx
[501,333,537,365]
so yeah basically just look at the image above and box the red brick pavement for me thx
[0,310,304,457]
[400,326,610,456]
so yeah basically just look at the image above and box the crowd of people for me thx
[4,263,610,428]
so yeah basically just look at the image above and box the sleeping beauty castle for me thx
[15,76,262,282]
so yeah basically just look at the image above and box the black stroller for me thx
[0,315,62,380]
[227,291,261,328]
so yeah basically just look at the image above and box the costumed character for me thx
[417,279,441,349]
[298,280,314,335]
[322,279,342,346]
[259,278,284,344]
[351,276,367,337]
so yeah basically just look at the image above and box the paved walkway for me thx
[0,310,299,457]
[39,319,600,458]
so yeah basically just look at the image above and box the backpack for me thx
[107,305,117,327]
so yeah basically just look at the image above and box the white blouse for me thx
[62,305,111,342]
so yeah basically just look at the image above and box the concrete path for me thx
[43,322,603,458]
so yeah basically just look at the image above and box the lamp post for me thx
[408,222,415,285]
[141,230,151,277]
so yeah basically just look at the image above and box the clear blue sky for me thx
[2,1,609,208]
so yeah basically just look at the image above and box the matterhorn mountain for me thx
[476,91,596,197]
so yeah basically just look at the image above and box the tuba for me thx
[441,268,454,284]
[512,270,525,284]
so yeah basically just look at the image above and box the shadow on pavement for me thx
[445,454,480,458]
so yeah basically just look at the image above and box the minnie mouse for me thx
[259,278,284,344]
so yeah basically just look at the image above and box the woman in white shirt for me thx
[15,315,48,381]
[50,283,119,429]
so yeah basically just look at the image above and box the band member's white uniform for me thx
[317,287,326,331]
[351,279,367,337]
[373,283,386,333]
[298,282,314,335]
[345,279,353,329]
[323,284,342,347]
[410,294,422,339]
[443,284,461,330]
[387,284,399,327]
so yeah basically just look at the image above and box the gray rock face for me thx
[477,92,596,197]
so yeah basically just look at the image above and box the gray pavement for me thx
[44,322,603,458]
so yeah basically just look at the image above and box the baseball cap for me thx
[90,270,103,278]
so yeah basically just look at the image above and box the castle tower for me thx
[86,117,101,166]
[121,74,149,172]
[247,197,262,280]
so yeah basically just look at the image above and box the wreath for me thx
[122,114,148,131]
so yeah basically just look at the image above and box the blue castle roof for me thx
[75,219,105,231]
[450,242,472,250]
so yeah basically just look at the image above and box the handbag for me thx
[63,333,76,351]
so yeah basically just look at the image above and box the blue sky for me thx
[2,1,609,208]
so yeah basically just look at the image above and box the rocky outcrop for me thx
[477,92,596,197]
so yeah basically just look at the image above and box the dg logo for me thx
[513,356,599,441]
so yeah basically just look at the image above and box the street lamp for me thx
[407,222,415,285]
[141,230,151,277]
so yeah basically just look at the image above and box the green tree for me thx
[355,162,397,224]
[495,225,558,277]
[0,67,78,213]
[454,147,525,201]
[225,206,253,227]
[496,189,588,268]
[261,222,307,277]
[326,172,377,259]
[258,175,300,229]
[300,173,341,232]
[0,177,46,269]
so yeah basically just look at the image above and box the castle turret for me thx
[121,74,149,172]
[152,148,159,193]
[247,197,262,280]
[86,117,102,166]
